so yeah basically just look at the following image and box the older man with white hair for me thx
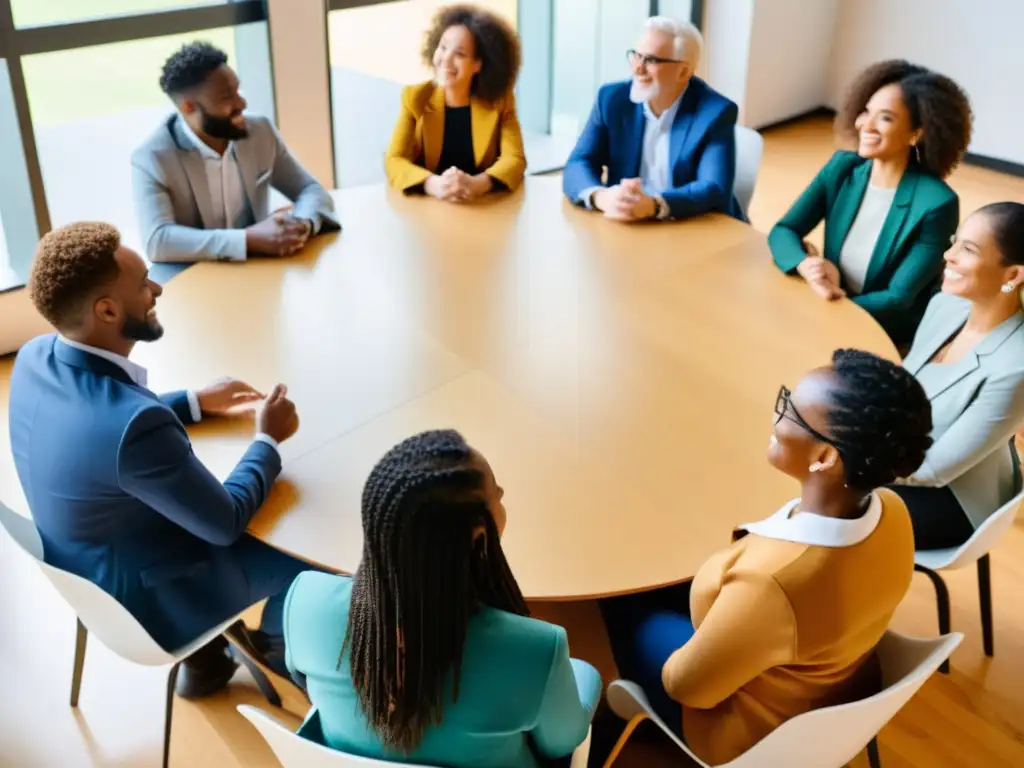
[563,17,744,222]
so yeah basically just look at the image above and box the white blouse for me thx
[839,185,897,295]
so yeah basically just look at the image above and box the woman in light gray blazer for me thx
[893,202,1024,549]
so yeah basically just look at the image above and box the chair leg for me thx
[164,662,181,768]
[231,648,282,708]
[977,554,994,657]
[601,713,648,768]
[70,618,88,707]
[867,736,882,768]
[914,564,952,673]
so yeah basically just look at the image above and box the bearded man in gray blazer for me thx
[132,42,339,264]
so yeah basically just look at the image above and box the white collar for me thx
[642,84,687,127]
[57,335,148,388]
[738,492,882,548]
[179,115,231,160]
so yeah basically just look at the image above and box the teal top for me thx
[283,572,602,767]
[768,150,959,347]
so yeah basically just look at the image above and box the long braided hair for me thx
[826,349,933,491]
[343,429,528,753]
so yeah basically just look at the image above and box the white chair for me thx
[0,501,247,768]
[602,630,961,768]
[914,488,1023,673]
[238,704,592,768]
[733,125,764,219]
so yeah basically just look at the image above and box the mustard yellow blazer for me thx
[384,80,526,193]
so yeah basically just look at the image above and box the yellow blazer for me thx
[384,80,526,193]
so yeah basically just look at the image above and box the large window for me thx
[0,0,269,291]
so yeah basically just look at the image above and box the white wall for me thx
[829,0,1024,165]
[702,0,754,120]
[744,0,840,128]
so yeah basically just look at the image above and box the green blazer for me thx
[768,151,959,347]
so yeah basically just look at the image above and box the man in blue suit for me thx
[9,221,309,698]
[563,17,744,222]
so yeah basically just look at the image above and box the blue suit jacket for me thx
[562,77,743,221]
[8,335,282,650]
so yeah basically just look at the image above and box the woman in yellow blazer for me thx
[385,5,526,200]
[598,350,932,766]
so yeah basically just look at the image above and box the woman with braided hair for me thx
[282,429,600,767]
[895,202,1024,549]
[597,349,929,766]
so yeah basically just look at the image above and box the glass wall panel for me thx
[12,0,225,29]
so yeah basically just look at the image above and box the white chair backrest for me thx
[733,125,764,218]
[0,501,174,666]
[607,630,960,768]
[915,488,1024,571]
[718,631,962,768]
[238,706,439,767]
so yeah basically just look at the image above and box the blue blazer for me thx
[8,335,282,650]
[562,77,744,221]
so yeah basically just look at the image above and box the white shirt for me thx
[638,89,685,195]
[737,492,882,548]
[579,86,687,220]
[839,185,897,295]
[179,118,249,262]
[56,336,278,453]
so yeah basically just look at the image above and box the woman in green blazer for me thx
[770,60,973,349]
[283,430,600,768]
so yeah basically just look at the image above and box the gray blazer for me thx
[902,292,1024,529]
[131,114,338,263]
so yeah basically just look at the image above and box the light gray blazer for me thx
[131,114,338,263]
[902,291,1024,529]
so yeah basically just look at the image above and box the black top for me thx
[436,106,477,175]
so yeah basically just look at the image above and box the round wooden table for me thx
[0,176,896,601]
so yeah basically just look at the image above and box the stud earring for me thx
[1002,282,1015,294]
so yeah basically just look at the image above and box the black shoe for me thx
[174,635,240,700]
[225,621,289,680]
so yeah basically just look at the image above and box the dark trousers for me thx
[598,583,696,738]
[888,485,974,551]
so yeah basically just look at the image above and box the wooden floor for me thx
[3,116,1024,767]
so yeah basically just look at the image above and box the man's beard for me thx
[199,104,248,141]
[123,313,164,343]
[629,78,660,104]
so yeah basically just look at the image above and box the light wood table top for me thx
[0,176,896,600]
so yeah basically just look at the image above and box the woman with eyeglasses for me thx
[597,349,930,766]
[283,430,600,768]
[385,4,526,201]
[893,202,1024,550]
[769,60,973,350]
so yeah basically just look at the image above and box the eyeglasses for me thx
[774,385,839,449]
[626,49,683,69]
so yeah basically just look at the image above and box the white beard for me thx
[630,79,660,104]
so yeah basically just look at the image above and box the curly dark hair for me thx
[825,349,933,491]
[344,429,527,753]
[29,222,122,330]
[976,202,1024,267]
[159,41,228,97]
[421,4,521,102]
[835,59,973,179]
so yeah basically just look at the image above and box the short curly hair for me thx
[835,59,973,179]
[29,222,122,330]
[421,4,521,102]
[826,349,933,491]
[159,41,228,97]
